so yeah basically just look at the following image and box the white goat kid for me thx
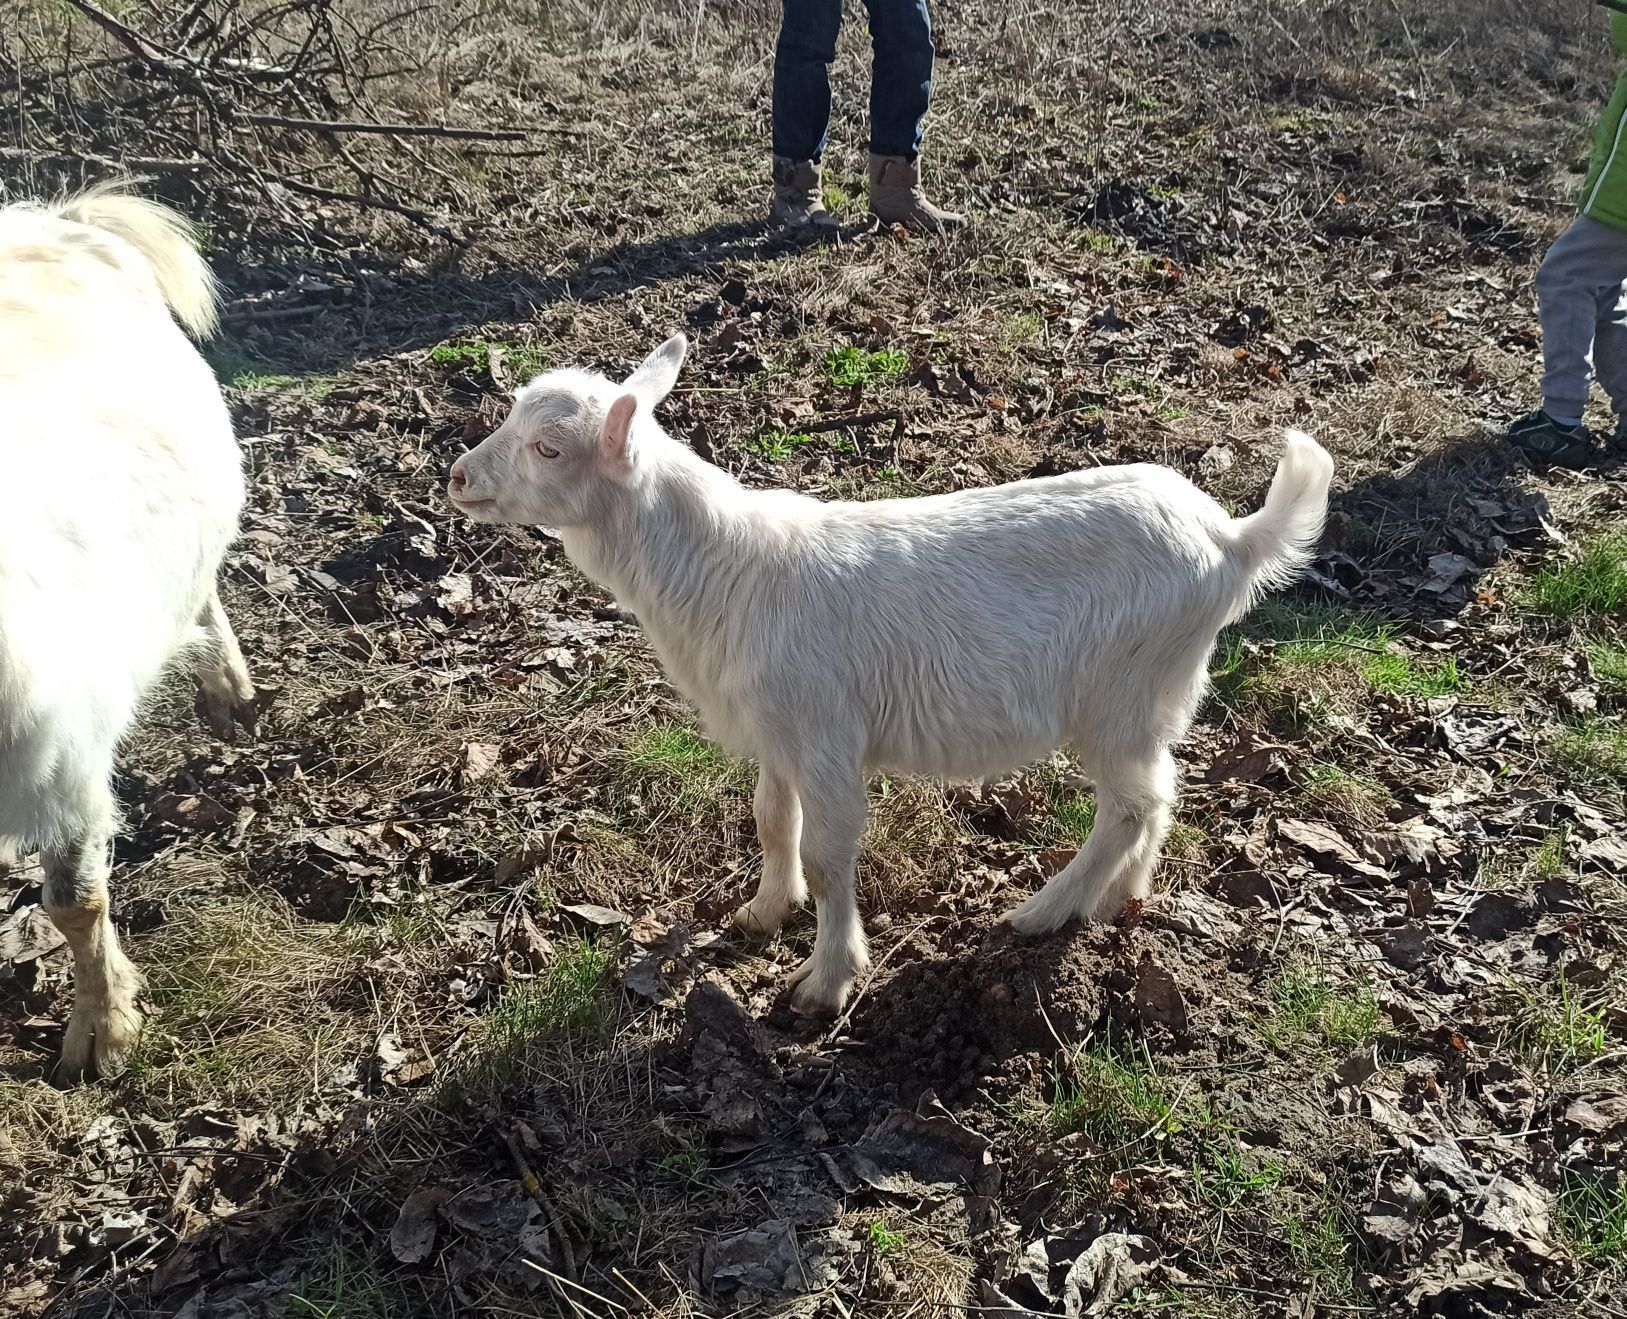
[0,184,253,1079]
[449,335,1332,1015]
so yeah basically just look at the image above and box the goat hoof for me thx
[1001,894,1075,937]
[56,1003,143,1084]
[731,901,787,938]
[786,959,851,1017]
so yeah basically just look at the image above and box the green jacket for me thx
[1581,12,1627,229]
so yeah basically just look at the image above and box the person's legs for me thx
[863,0,934,161]
[1593,279,1627,441]
[772,0,843,164]
[861,0,964,230]
[1536,216,1627,421]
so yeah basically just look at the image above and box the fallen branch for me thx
[237,113,529,141]
[800,409,903,435]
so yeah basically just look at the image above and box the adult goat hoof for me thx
[56,1003,144,1084]
[1001,893,1074,937]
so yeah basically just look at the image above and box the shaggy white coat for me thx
[449,335,1333,1013]
[0,183,253,1078]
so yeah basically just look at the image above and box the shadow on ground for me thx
[214,216,858,375]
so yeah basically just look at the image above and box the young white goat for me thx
[0,183,253,1079]
[449,335,1332,1014]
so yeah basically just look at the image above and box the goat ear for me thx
[601,392,639,471]
[624,333,687,405]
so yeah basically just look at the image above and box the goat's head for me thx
[447,333,688,527]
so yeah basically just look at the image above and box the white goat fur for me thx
[449,335,1333,1014]
[0,183,253,1078]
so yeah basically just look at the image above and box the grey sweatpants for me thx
[1537,213,1627,420]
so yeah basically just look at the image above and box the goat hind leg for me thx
[1004,748,1175,934]
[44,822,143,1082]
[195,587,256,739]
[734,764,806,937]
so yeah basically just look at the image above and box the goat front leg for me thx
[733,763,806,937]
[786,768,869,1016]
[43,820,144,1082]
[194,587,256,739]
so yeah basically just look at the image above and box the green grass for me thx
[429,340,550,381]
[624,723,744,791]
[1046,1032,1192,1151]
[206,341,327,393]
[1529,534,1627,619]
[1589,642,1627,699]
[1263,962,1382,1052]
[1515,967,1611,1071]
[1047,786,1097,847]
[1363,651,1466,697]
[825,344,909,388]
[1534,826,1570,880]
[1558,1169,1627,1263]
[1284,1198,1356,1298]
[291,1244,428,1319]
[444,938,615,1101]
[1551,717,1627,786]
[1302,762,1395,826]
[1210,602,1468,719]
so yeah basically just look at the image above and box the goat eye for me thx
[536,442,561,460]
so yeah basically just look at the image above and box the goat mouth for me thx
[449,493,497,512]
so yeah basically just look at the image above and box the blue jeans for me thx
[772,0,935,163]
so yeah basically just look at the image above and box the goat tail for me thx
[53,180,219,338]
[1229,429,1334,591]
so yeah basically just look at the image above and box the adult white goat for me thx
[0,183,253,1079]
[449,335,1332,1014]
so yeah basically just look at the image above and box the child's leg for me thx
[1537,216,1627,423]
[1594,282,1627,428]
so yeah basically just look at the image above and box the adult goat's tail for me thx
[53,181,219,338]
[1230,430,1334,591]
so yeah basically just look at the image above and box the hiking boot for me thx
[1506,409,1596,469]
[866,153,966,232]
[769,157,837,229]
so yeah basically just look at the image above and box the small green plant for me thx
[659,1137,711,1187]
[867,1220,906,1254]
[1264,962,1381,1051]
[429,341,549,381]
[1078,229,1116,255]
[1558,1168,1627,1261]
[825,344,909,388]
[1534,826,1570,880]
[1551,717,1627,786]
[747,427,814,461]
[1530,534,1627,618]
[206,342,303,391]
[1110,373,1161,399]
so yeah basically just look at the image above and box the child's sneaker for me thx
[1506,409,1596,468]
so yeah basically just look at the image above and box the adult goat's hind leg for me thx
[1003,746,1175,935]
[195,587,256,739]
[43,791,143,1081]
[734,762,806,937]
[785,767,868,1016]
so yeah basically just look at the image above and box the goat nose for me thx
[449,462,468,491]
